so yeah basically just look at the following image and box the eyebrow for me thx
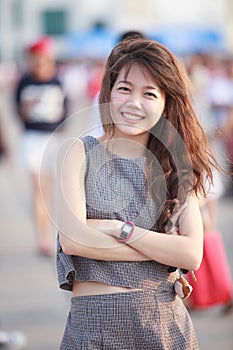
[117,80,161,91]
[118,80,159,88]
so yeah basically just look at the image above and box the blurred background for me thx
[0,0,233,349]
[0,0,233,60]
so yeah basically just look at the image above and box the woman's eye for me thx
[118,86,130,92]
[145,92,157,98]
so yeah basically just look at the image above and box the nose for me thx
[125,92,142,109]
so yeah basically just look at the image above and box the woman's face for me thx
[29,53,55,80]
[110,63,166,142]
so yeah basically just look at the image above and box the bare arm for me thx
[128,196,203,271]
[57,138,150,261]
[89,196,204,271]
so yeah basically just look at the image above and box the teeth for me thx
[123,113,143,121]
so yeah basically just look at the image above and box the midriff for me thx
[72,280,142,296]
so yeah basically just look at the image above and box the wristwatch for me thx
[117,221,135,243]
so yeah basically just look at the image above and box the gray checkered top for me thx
[56,136,178,291]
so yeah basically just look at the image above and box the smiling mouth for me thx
[121,112,144,122]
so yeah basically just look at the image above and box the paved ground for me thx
[0,92,233,349]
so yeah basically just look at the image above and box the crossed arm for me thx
[57,138,203,271]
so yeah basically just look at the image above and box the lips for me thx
[121,112,144,124]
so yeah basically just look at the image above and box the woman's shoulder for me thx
[57,137,87,166]
[59,136,101,160]
[168,194,199,228]
[58,135,99,151]
[80,135,99,148]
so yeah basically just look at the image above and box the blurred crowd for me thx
[1,40,233,183]
[186,52,233,184]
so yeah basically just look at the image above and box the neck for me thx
[100,136,149,159]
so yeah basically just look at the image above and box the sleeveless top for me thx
[56,135,178,291]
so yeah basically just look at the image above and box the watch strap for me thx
[117,221,135,243]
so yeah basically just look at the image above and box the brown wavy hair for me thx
[99,38,221,231]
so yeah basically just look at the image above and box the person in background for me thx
[56,38,222,349]
[186,52,233,314]
[15,36,68,256]
[192,182,233,314]
[204,54,233,195]
[217,57,233,196]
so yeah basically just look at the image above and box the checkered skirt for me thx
[60,290,198,349]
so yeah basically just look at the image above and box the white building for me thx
[0,0,233,61]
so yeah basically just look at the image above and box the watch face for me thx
[123,223,133,234]
[118,221,134,242]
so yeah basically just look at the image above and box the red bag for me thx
[189,231,232,309]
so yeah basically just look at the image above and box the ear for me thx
[162,110,167,118]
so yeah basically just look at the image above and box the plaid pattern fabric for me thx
[57,136,169,292]
[57,136,199,349]
[60,290,198,349]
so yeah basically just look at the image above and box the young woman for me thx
[56,38,219,349]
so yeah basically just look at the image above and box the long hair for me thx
[99,38,220,231]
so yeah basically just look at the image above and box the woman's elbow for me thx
[59,233,75,255]
[188,248,203,271]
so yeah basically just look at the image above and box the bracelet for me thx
[117,221,135,243]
